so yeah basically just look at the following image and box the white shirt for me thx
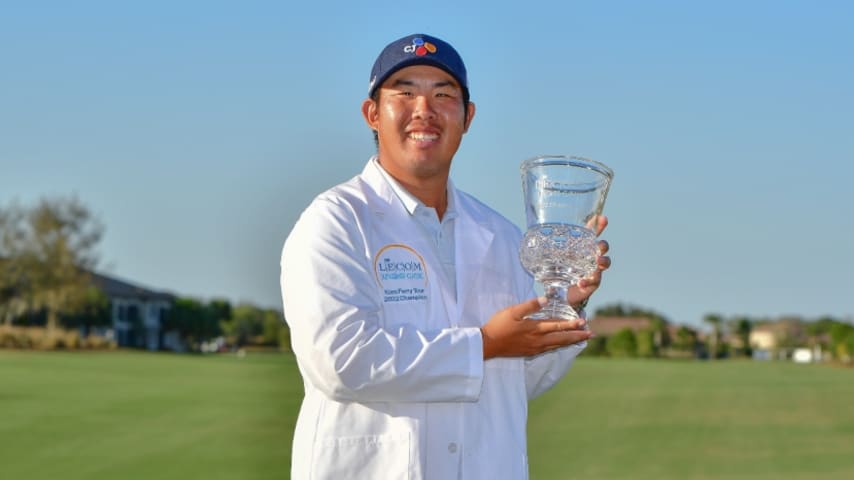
[375,157,458,300]
[281,157,584,479]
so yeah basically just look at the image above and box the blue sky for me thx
[2,1,852,328]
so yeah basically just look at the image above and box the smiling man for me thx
[362,63,473,218]
[281,33,611,479]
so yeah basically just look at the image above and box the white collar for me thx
[371,156,457,218]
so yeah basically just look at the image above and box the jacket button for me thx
[448,442,458,454]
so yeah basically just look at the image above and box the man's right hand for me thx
[480,298,593,359]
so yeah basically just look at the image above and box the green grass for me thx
[2,352,853,479]
[0,350,301,480]
[528,358,854,479]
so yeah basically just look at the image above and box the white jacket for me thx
[281,158,583,479]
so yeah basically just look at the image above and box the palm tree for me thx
[703,313,724,360]
[729,316,752,357]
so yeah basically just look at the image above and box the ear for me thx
[463,101,476,133]
[362,98,379,131]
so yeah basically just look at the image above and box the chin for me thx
[412,161,451,179]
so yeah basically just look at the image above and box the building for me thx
[749,327,776,351]
[589,316,653,337]
[749,319,823,362]
[89,272,178,351]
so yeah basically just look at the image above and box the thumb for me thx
[510,297,546,319]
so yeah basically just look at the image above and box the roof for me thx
[589,316,653,336]
[89,271,175,302]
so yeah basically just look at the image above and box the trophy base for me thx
[524,302,579,321]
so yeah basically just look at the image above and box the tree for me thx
[60,286,111,334]
[0,283,28,326]
[261,308,284,346]
[1,202,29,324]
[636,329,657,358]
[207,298,233,327]
[829,322,854,363]
[606,328,638,357]
[672,325,699,353]
[221,303,288,349]
[595,303,627,317]
[729,316,753,357]
[163,297,223,349]
[808,316,838,355]
[580,335,607,357]
[703,313,724,359]
[846,333,854,365]
[648,316,670,351]
[594,303,667,320]
[0,196,103,330]
[221,304,265,346]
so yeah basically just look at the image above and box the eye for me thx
[435,89,458,99]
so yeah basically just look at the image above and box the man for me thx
[281,33,611,479]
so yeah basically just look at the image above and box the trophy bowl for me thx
[519,155,614,320]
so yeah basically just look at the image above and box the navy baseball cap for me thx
[368,34,469,101]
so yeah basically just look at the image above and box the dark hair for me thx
[370,88,471,150]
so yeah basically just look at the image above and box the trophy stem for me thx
[526,280,579,321]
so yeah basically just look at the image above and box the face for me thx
[362,65,476,185]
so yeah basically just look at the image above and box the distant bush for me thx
[82,334,116,350]
[220,303,290,350]
[606,328,638,357]
[636,330,657,358]
[580,335,607,357]
[0,325,33,348]
[37,329,63,350]
[0,325,115,350]
[278,325,292,353]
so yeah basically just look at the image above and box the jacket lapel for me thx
[361,158,458,328]
[453,192,494,325]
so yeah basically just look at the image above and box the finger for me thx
[578,270,602,289]
[597,239,610,255]
[576,280,597,291]
[558,318,587,330]
[593,215,608,236]
[510,297,547,319]
[597,255,611,271]
[543,330,594,349]
[535,321,562,334]
[536,318,586,334]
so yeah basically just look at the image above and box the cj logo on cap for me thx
[403,37,437,56]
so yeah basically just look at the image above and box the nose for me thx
[412,95,436,120]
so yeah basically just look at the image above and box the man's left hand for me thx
[568,215,611,307]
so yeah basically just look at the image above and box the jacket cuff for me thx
[462,327,485,399]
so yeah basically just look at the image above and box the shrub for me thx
[0,325,25,348]
[0,326,115,350]
[83,334,117,350]
[580,335,607,356]
[278,325,292,353]
[606,328,638,357]
[36,329,65,350]
[636,330,658,358]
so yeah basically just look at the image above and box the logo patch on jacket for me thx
[374,244,429,303]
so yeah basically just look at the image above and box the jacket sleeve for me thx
[524,331,586,399]
[519,282,586,399]
[281,197,484,404]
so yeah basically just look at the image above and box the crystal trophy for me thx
[519,155,614,320]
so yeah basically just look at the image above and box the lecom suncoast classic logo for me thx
[403,37,437,56]
[374,244,428,303]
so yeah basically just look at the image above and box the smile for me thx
[408,132,439,142]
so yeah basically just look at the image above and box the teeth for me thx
[409,133,438,141]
